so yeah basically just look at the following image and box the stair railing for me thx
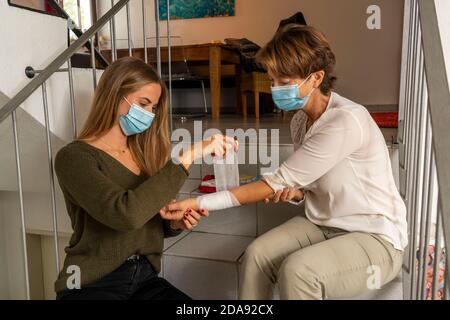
[398,0,450,300]
[0,0,169,299]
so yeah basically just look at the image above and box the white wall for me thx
[435,0,450,82]
[0,1,67,96]
[0,192,28,299]
[98,0,404,106]
[0,202,10,299]
[0,1,102,142]
[0,190,73,299]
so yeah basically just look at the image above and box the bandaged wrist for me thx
[196,190,241,212]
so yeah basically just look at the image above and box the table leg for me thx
[235,65,242,114]
[242,92,248,117]
[254,91,260,119]
[209,46,221,119]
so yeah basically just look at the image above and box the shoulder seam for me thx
[332,108,364,150]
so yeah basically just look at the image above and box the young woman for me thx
[54,56,237,300]
[163,25,408,300]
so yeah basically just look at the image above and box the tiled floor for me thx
[171,113,398,145]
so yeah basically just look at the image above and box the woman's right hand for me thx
[264,187,304,204]
[178,134,238,170]
[200,134,238,159]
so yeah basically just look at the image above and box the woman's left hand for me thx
[160,198,199,221]
[169,207,209,231]
[160,199,207,231]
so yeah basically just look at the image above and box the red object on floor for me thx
[198,175,217,193]
[369,112,398,128]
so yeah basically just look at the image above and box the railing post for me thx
[404,4,418,279]
[416,88,430,300]
[166,0,173,134]
[432,209,443,300]
[110,0,117,61]
[142,0,148,63]
[126,2,132,57]
[11,111,31,300]
[77,0,82,30]
[42,82,61,276]
[418,0,450,298]
[90,37,97,90]
[67,59,77,139]
[154,0,162,76]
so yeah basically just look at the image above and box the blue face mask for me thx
[119,97,155,136]
[271,75,315,111]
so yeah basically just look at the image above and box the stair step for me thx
[163,232,255,299]
[164,232,254,262]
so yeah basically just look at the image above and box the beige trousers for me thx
[238,216,403,300]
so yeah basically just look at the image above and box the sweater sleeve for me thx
[54,146,189,232]
[163,220,183,238]
[263,109,363,191]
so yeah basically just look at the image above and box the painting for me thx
[159,0,235,20]
[7,0,64,17]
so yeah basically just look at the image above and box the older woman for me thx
[163,25,407,300]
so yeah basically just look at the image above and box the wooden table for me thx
[102,43,241,119]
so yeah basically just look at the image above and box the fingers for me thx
[272,190,283,203]
[288,188,298,201]
[183,218,194,231]
[183,209,201,231]
[160,208,185,221]
[265,188,298,204]
[184,211,198,227]
[208,134,239,158]
[199,208,209,217]
[187,209,201,221]
[280,188,292,202]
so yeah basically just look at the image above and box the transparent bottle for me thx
[213,150,240,192]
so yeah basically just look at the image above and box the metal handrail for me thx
[47,0,110,68]
[418,0,450,286]
[399,0,450,300]
[1,0,169,300]
[0,0,130,123]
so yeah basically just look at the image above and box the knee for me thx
[243,238,267,263]
[278,254,320,298]
[279,254,314,282]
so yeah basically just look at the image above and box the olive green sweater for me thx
[53,140,189,293]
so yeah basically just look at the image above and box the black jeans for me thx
[56,255,191,300]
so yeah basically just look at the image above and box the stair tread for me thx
[164,231,254,262]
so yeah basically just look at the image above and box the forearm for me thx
[192,180,274,212]
[164,220,183,238]
[229,180,274,205]
[177,144,199,170]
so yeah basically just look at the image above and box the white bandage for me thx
[196,190,241,212]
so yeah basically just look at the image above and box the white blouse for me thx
[263,92,408,250]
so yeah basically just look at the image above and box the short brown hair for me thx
[257,25,337,95]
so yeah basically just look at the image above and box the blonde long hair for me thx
[78,57,171,176]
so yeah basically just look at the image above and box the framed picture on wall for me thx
[159,0,235,20]
[7,0,65,17]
